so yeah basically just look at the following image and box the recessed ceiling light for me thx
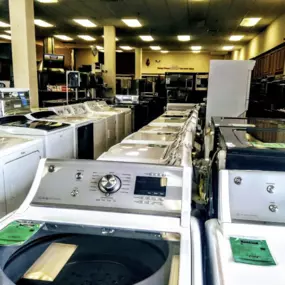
[161,50,169,53]
[192,51,200,54]
[240,17,261,27]
[191,46,202,51]
[122,19,142,28]
[5,30,11,34]
[178,35,190,41]
[116,50,123,53]
[34,19,53,27]
[37,0,58,3]
[0,21,10,28]
[54,35,73,41]
[78,35,96,41]
[96,45,104,50]
[150,46,161,50]
[73,19,96,28]
[139,35,154,42]
[229,35,244,41]
[101,35,119,41]
[120,46,133,50]
[0,34,11,40]
[223,46,234,51]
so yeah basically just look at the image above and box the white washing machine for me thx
[206,169,285,285]
[0,133,44,217]
[84,101,126,143]
[0,158,203,285]
[149,117,188,127]
[139,125,182,134]
[86,101,132,137]
[69,104,117,149]
[0,116,74,159]
[122,132,178,145]
[27,111,105,160]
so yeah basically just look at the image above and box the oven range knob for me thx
[98,175,121,194]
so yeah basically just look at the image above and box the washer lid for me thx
[140,125,181,134]
[0,136,32,152]
[125,132,177,142]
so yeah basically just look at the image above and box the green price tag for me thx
[230,237,276,266]
[0,221,42,246]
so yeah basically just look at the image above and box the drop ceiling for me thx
[0,0,284,51]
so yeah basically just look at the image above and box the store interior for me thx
[0,1,285,285]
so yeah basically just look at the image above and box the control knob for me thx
[98,175,121,194]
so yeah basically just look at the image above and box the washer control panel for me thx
[228,170,285,223]
[32,160,184,216]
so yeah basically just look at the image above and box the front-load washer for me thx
[69,104,117,149]
[0,133,43,217]
[86,100,132,137]
[84,101,125,143]
[0,158,203,285]
[122,132,178,145]
[0,115,74,159]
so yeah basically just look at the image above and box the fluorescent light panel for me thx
[240,17,261,27]
[191,46,202,50]
[161,50,169,53]
[0,21,10,28]
[37,0,58,2]
[122,19,142,27]
[116,50,123,53]
[223,46,234,51]
[150,46,161,50]
[34,19,53,27]
[178,35,190,41]
[229,35,244,41]
[78,35,95,41]
[54,35,73,41]
[73,19,96,27]
[120,46,133,50]
[0,34,11,40]
[96,45,104,50]
[139,35,154,42]
[5,30,11,34]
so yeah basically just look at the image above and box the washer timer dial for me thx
[98,175,121,194]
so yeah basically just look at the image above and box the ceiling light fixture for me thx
[229,35,244,41]
[96,45,104,50]
[178,35,190,41]
[78,35,96,41]
[5,30,11,34]
[139,35,154,42]
[0,21,10,28]
[54,35,73,41]
[102,35,119,41]
[120,46,133,50]
[116,50,123,53]
[161,50,169,53]
[150,46,161,50]
[34,19,54,27]
[223,46,234,51]
[99,49,104,53]
[37,0,58,3]
[122,19,142,28]
[191,46,202,51]
[0,34,11,40]
[73,19,96,28]
[240,17,261,27]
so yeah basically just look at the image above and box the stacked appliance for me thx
[0,116,74,159]
[0,158,203,285]
[0,133,44,217]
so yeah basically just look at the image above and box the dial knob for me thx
[98,175,121,194]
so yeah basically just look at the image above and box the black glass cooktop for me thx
[0,116,69,131]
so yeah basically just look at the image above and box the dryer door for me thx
[3,151,41,214]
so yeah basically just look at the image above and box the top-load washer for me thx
[26,110,105,159]
[0,133,44,217]
[149,117,188,127]
[86,101,133,137]
[139,125,182,134]
[0,158,203,285]
[84,101,125,143]
[69,104,117,149]
[122,132,178,145]
[0,115,74,159]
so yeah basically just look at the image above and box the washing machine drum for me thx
[1,224,171,285]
